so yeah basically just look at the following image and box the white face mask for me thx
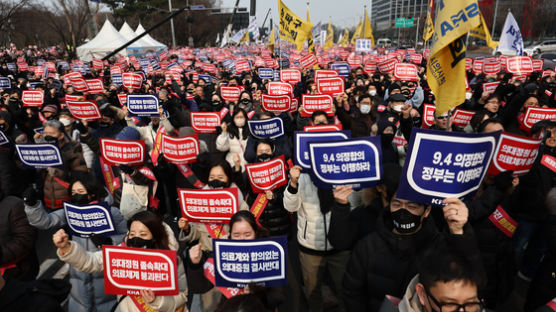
[59,118,71,127]
[393,104,403,112]
[360,104,371,114]
[234,118,245,127]
[369,90,377,96]
[465,92,473,100]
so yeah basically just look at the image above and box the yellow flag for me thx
[423,0,434,42]
[363,9,375,47]
[278,0,314,51]
[469,12,499,50]
[324,20,334,51]
[350,19,363,44]
[338,28,349,47]
[306,8,315,54]
[268,25,276,53]
[427,1,481,115]
[240,30,249,44]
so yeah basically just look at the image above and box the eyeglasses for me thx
[425,288,484,312]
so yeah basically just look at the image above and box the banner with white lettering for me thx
[245,155,287,193]
[161,134,199,164]
[85,79,104,94]
[122,72,143,90]
[301,94,334,117]
[64,202,115,238]
[103,245,178,296]
[487,132,541,176]
[422,104,436,129]
[316,77,344,95]
[258,68,275,80]
[220,86,241,101]
[0,77,11,89]
[261,94,291,113]
[178,188,238,223]
[394,63,419,81]
[294,130,350,172]
[330,62,350,77]
[126,94,159,117]
[267,82,293,96]
[397,129,500,205]
[190,112,221,133]
[67,101,102,121]
[247,117,284,139]
[22,90,44,107]
[16,143,64,169]
[308,136,382,189]
[451,109,475,128]
[100,139,145,166]
[280,69,301,83]
[213,236,287,288]
[520,107,556,131]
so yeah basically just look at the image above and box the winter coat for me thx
[216,129,248,171]
[0,276,65,312]
[57,223,188,312]
[25,200,127,312]
[342,212,480,312]
[396,275,424,312]
[283,173,335,252]
[0,196,38,281]
[68,127,95,169]
[42,140,88,209]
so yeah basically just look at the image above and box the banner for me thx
[122,72,143,90]
[301,94,334,117]
[488,132,541,176]
[161,134,199,164]
[377,59,397,74]
[247,117,284,139]
[394,63,419,81]
[0,130,8,146]
[280,69,301,83]
[330,62,350,77]
[261,94,291,113]
[178,188,238,223]
[303,124,342,132]
[220,86,241,101]
[267,82,293,96]
[532,59,544,72]
[190,112,221,133]
[422,104,436,129]
[64,202,115,238]
[314,70,338,80]
[22,90,44,107]
[506,56,533,74]
[16,143,64,169]
[307,136,382,189]
[520,107,556,131]
[315,77,344,95]
[363,60,377,74]
[482,59,500,74]
[213,236,287,288]
[488,205,518,237]
[300,54,318,68]
[294,130,350,171]
[100,139,145,166]
[482,81,500,94]
[0,77,11,89]
[103,245,178,296]
[451,109,475,127]
[67,101,102,121]
[126,94,159,117]
[85,79,104,94]
[245,155,287,193]
[278,0,314,51]
[397,129,499,205]
[541,154,556,173]
[258,68,274,80]
[203,258,243,298]
[70,77,89,92]
[235,60,251,73]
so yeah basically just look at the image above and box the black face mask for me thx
[71,193,90,205]
[391,208,422,234]
[44,135,58,143]
[99,121,110,128]
[240,99,252,106]
[256,153,273,163]
[412,116,422,128]
[212,101,222,106]
[208,179,228,189]
[127,237,155,249]
[381,134,394,146]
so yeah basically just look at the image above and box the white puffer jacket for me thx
[216,129,247,171]
[283,173,334,252]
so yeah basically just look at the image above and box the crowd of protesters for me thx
[0,43,555,312]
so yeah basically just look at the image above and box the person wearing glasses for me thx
[394,247,485,312]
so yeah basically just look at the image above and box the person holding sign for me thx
[216,109,250,171]
[244,112,292,164]
[24,172,127,312]
[53,210,188,312]
[335,94,378,138]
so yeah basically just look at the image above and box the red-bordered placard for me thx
[300,54,318,69]
[314,70,339,80]
[122,72,143,90]
[316,77,344,95]
[190,112,221,133]
[521,107,556,130]
[301,94,334,117]
[100,138,145,166]
[70,77,89,93]
[67,101,102,121]
[161,134,199,164]
[393,63,418,81]
[506,56,533,74]
[85,79,104,94]
[377,58,397,74]
[422,104,436,129]
[261,94,291,113]
[488,132,542,176]
[280,69,302,83]
[451,109,475,127]
[22,90,44,107]
[245,155,287,193]
[482,81,501,94]
[178,188,238,223]
[267,81,293,96]
[220,86,241,101]
[304,124,343,132]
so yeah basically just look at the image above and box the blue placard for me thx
[308,136,382,189]
[6,63,16,71]
[258,68,274,80]
[57,61,69,70]
[330,62,351,77]
[0,130,9,146]
[222,59,234,69]
[150,58,161,70]
[126,94,160,117]
[37,59,45,66]
[247,117,284,139]
[72,65,84,73]
[28,82,42,90]
[273,70,280,81]
[112,74,122,86]
[0,77,11,89]
[198,74,212,85]
[397,128,500,206]
[294,131,351,172]
[50,79,63,91]
[16,143,64,169]
[213,236,288,288]
[33,127,44,135]
[64,202,116,238]
[278,59,290,69]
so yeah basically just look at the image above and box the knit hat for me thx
[116,126,141,141]
[42,104,58,114]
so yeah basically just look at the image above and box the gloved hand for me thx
[75,121,88,134]
[119,164,134,174]
[494,170,514,193]
[22,186,38,206]
[89,233,112,248]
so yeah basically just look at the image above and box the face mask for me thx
[465,92,473,100]
[71,193,89,205]
[99,121,110,128]
[208,179,228,189]
[126,237,155,249]
[391,208,422,234]
[234,118,245,127]
[393,104,403,112]
[44,135,58,143]
[241,99,251,106]
[212,101,221,106]
[381,133,394,145]
[360,104,371,114]
[59,118,71,127]
[369,90,377,96]
[256,153,272,163]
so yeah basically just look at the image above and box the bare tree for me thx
[0,0,31,32]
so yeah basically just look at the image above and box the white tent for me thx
[119,22,153,48]
[126,23,167,56]
[76,20,128,61]
[135,24,167,48]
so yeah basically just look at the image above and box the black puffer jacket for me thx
[342,211,480,312]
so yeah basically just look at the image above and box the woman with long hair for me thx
[216,108,250,171]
